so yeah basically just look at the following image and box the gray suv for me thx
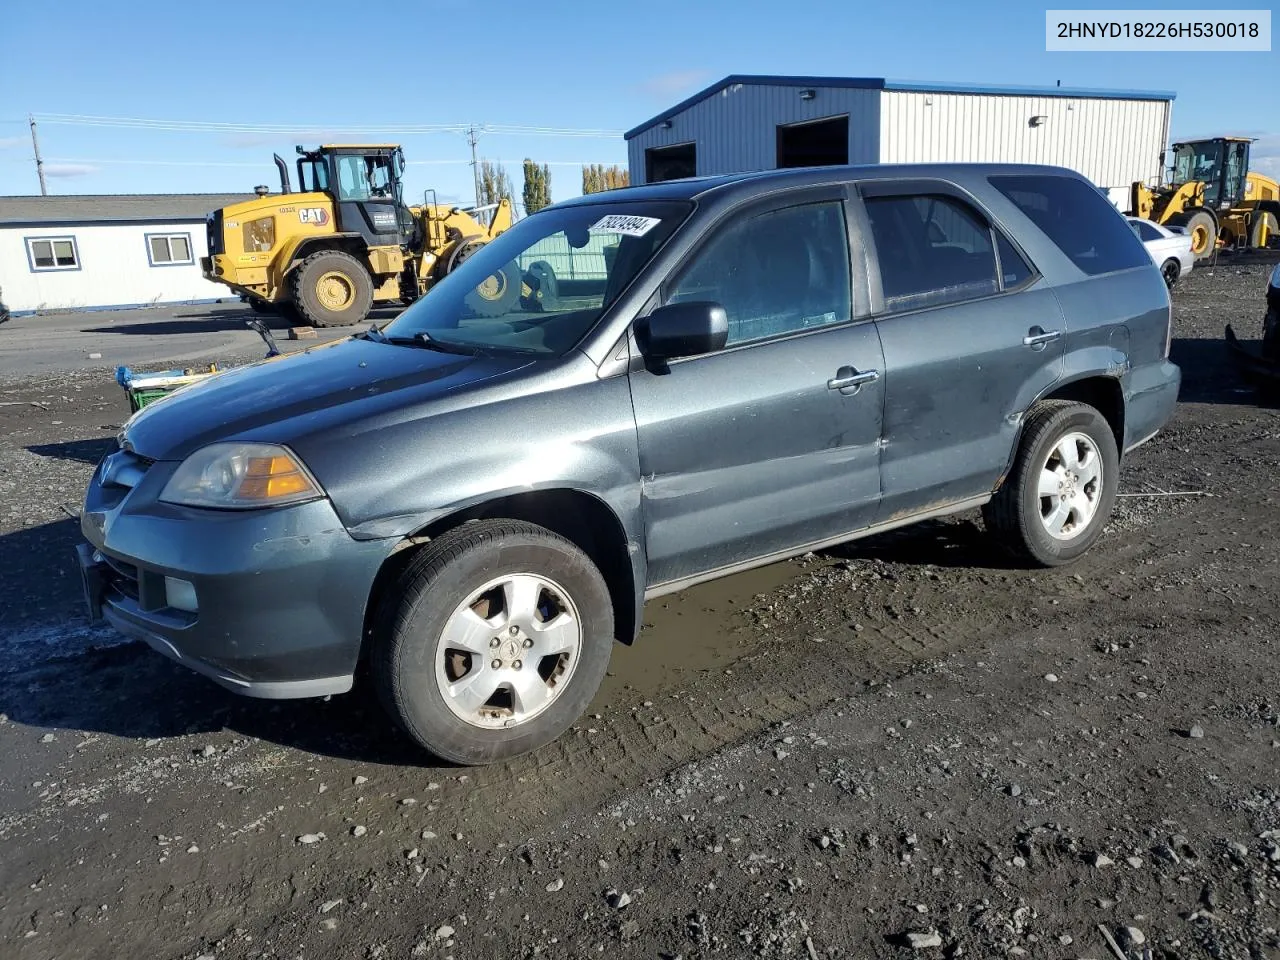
[76,164,1180,765]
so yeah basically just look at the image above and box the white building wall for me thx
[627,83,881,183]
[878,90,1169,193]
[0,220,228,313]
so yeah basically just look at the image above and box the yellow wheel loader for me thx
[201,145,513,327]
[1130,137,1280,261]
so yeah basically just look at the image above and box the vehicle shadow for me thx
[824,514,1023,570]
[1172,334,1277,408]
[0,517,434,768]
[27,438,115,465]
[80,316,284,336]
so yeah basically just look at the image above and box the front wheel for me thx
[983,400,1120,567]
[1180,210,1218,261]
[290,250,374,328]
[372,520,614,765]
[1160,259,1180,289]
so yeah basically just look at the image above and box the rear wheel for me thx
[1252,212,1279,250]
[372,520,615,765]
[448,239,521,318]
[290,250,374,328]
[1160,259,1180,289]
[983,401,1120,567]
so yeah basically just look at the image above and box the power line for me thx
[32,113,624,139]
[40,156,624,168]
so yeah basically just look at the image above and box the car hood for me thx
[120,336,532,461]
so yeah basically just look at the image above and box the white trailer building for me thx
[0,194,253,315]
[625,75,1175,206]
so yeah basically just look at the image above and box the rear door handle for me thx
[828,367,879,392]
[1023,329,1062,347]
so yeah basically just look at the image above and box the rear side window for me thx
[989,175,1149,276]
[1133,220,1162,243]
[864,194,999,312]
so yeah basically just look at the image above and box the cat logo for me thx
[298,208,330,226]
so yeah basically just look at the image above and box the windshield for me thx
[381,200,691,356]
[1171,141,1225,203]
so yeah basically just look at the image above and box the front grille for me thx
[100,450,153,490]
[102,555,140,603]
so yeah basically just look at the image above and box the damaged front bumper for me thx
[76,447,389,699]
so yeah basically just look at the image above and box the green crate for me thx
[127,388,175,413]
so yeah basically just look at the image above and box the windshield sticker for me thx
[589,214,661,237]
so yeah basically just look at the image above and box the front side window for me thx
[865,194,999,312]
[334,155,394,201]
[27,236,79,271]
[147,233,193,266]
[989,174,1149,276]
[383,200,690,356]
[666,201,852,346]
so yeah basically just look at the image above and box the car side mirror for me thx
[635,301,728,363]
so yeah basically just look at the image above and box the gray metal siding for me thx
[878,91,1168,190]
[627,83,881,184]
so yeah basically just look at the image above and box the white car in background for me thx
[1127,217,1196,289]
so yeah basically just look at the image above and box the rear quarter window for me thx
[988,175,1150,276]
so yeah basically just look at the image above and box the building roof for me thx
[624,74,1178,140]
[0,193,259,226]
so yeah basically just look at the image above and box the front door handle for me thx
[1023,328,1062,348]
[828,366,879,393]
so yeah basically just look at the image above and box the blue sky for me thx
[1,0,1275,205]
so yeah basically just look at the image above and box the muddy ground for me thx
[1,257,1278,960]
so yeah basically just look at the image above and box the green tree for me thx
[582,163,630,194]
[522,159,552,215]
[477,160,513,208]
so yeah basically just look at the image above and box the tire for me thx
[1263,310,1280,364]
[289,250,374,328]
[982,400,1120,567]
[1175,209,1217,261]
[1252,212,1279,250]
[372,520,614,765]
[1160,259,1180,289]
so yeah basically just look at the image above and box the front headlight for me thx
[160,442,322,509]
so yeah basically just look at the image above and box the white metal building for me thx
[0,194,253,314]
[625,76,1175,206]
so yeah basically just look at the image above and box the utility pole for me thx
[29,114,47,196]
[466,124,481,208]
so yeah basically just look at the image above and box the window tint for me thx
[666,201,851,346]
[989,175,1149,275]
[865,194,998,312]
[996,232,1034,288]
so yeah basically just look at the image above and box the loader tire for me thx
[1252,213,1279,251]
[291,250,373,328]
[1176,210,1218,261]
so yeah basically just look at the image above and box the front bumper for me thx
[77,448,390,699]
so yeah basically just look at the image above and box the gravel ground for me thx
[0,254,1277,960]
